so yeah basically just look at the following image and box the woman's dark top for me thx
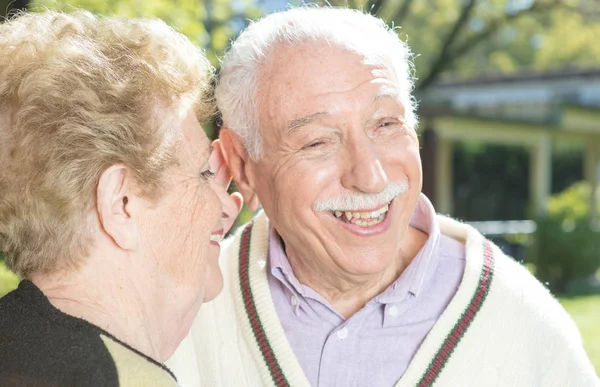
[0,280,178,387]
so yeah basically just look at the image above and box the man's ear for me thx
[96,164,138,251]
[219,128,261,211]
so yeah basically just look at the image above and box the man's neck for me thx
[31,253,170,362]
[286,226,428,319]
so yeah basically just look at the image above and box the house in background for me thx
[418,68,600,222]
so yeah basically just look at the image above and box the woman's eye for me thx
[200,169,216,180]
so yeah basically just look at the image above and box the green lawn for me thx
[560,295,600,374]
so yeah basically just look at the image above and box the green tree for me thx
[370,0,598,89]
[32,0,262,66]
[529,182,600,293]
[25,0,599,92]
[445,1,600,79]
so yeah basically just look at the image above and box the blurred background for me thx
[1,0,599,373]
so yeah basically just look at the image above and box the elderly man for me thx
[168,7,598,386]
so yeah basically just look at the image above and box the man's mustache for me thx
[313,180,409,212]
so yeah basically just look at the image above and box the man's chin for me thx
[338,252,398,276]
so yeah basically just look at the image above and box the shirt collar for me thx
[376,193,440,303]
[269,226,304,296]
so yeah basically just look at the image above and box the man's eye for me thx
[379,120,398,127]
[303,140,325,150]
[200,170,215,180]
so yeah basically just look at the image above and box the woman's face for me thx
[139,109,233,313]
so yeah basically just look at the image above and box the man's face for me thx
[247,44,422,279]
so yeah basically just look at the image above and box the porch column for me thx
[435,137,453,215]
[530,135,552,217]
[584,139,599,221]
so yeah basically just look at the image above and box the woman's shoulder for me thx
[0,281,117,386]
[0,281,177,386]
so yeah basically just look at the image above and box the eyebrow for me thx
[373,86,401,103]
[284,112,328,133]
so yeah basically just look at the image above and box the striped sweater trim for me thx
[238,221,291,387]
[416,240,495,386]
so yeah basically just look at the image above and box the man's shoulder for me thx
[469,251,597,382]
[435,217,560,308]
[434,217,579,338]
[492,249,559,307]
[480,247,582,341]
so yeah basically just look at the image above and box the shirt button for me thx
[290,295,298,306]
[337,327,348,340]
[388,305,399,317]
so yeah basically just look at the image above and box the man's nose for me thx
[340,138,388,194]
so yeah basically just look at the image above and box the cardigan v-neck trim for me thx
[230,212,496,387]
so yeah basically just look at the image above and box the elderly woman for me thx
[0,10,241,386]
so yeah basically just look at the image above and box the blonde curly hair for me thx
[0,10,215,277]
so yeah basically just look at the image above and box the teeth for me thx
[210,234,223,242]
[331,203,390,227]
[352,213,385,227]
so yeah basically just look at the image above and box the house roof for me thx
[433,68,600,88]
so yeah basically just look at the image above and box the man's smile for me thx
[325,199,396,237]
[332,201,391,227]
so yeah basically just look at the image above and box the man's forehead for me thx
[278,82,404,134]
[258,45,403,128]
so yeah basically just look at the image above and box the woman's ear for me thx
[96,164,138,250]
[219,128,261,211]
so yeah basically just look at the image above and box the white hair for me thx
[215,6,418,160]
[313,180,409,212]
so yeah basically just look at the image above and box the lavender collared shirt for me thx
[267,194,466,387]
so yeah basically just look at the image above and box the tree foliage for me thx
[12,0,596,90]
[529,181,600,293]
[444,0,600,80]
[29,0,262,65]
[363,0,597,89]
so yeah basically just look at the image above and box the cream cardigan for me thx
[167,212,599,387]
